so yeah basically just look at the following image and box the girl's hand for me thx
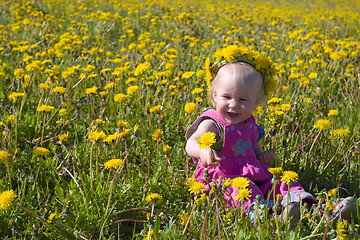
[199,148,221,167]
[256,148,276,164]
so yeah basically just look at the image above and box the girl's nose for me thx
[229,99,238,108]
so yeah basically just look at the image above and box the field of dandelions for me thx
[0,0,359,239]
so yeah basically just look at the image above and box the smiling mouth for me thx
[227,112,239,118]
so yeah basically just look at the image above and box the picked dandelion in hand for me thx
[197,132,216,149]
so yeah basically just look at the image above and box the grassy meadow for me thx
[0,0,360,239]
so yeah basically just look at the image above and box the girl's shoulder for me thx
[185,109,223,140]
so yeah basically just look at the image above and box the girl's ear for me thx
[254,93,265,108]
[212,88,217,98]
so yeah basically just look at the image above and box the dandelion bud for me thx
[203,168,209,181]
[256,194,262,202]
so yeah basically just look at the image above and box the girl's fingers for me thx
[212,149,221,161]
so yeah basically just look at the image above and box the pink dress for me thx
[186,109,316,212]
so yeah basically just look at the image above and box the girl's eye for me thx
[223,96,231,99]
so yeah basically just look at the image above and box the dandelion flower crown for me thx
[205,45,278,96]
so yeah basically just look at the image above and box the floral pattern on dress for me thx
[232,139,247,156]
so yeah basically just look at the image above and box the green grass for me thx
[0,0,359,239]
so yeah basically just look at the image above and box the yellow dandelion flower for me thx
[337,220,348,240]
[204,57,212,89]
[314,119,330,130]
[328,188,337,198]
[326,200,334,212]
[145,193,163,205]
[52,86,66,94]
[85,86,97,94]
[6,115,16,125]
[39,83,50,90]
[181,71,194,79]
[59,108,67,116]
[118,129,130,138]
[232,177,250,189]
[133,124,140,134]
[103,132,119,143]
[0,190,16,210]
[234,187,252,201]
[46,213,56,224]
[14,68,25,78]
[33,147,50,156]
[114,93,127,102]
[224,178,232,188]
[101,68,111,74]
[58,132,70,144]
[37,104,54,112]
[103,82,115,90]
[195,193,207,207]
[0,150,10,164]
[134,62,150,76]
[179,210,189,227]
[268,167,283,177]
[25,60,42,72]
[191,88,203,94]
[150,105,162,114]
[87,73,97,78]
[196,70,205,78]
[95,119,106,127]
[8,92,25,103]
[152,129,163,141]
[127,85,139,95]
[82,64,96,73]
[184,102,197,114]
[88,130,106,142]
[117,121,128,128]
[163,145,172,154]
[188,180,206,195]
[308,72,318,79]
[328,109,339,117]
[197,132,216,149]
[267,97,283,104]
[281,171,298,184]
[220,45,243,62]
[331,129,350,139]
[280,104,291,111]
[104,159,123,169]
[330,51,342,61]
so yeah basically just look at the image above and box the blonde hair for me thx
[209,62,265,107]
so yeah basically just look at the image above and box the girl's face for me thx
[212,66,261,125]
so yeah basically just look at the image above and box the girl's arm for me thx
[255,142,276,164]
[185,119,221,167]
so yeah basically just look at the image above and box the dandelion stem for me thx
[182,202,196,235]
[5,157,12,188]
[200,198,214,240]
[215,196,230,239]
[305,130,321,169]
[235,200,244,239]
[307,210,326,237]
[101,163,124,232]
[284,183,291,239]
[272,181,281,237]
[96,144,99,177]
[40,114,46,145]
[90,142,94,190]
